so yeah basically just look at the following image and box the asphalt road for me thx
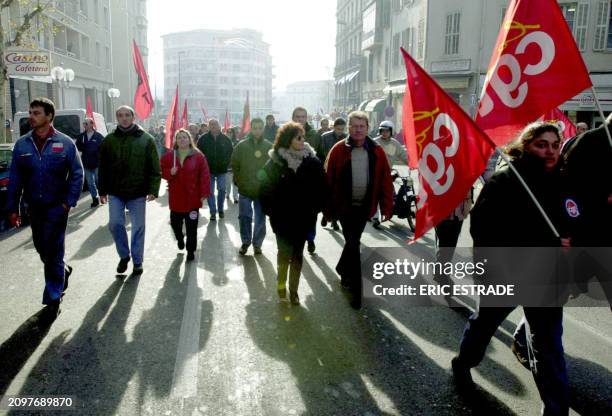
[0,179,610,416]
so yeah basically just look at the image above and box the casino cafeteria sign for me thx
[3,49,50,76]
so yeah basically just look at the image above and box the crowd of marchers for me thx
[5,96,611,416]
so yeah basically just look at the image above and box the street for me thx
[0,183,610,416]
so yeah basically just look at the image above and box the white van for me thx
[13,109,107,142]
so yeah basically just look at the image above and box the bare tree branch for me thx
[11,1,52,47]
[0,0,17,10]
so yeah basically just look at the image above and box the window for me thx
[79,0,87,14]
[402,27,413,56]
[95,41,101,66]
[575,3,589,51]
[593,1,611,50]
[417,18,425,59]
[368,54,374,82]
[105,47,110,68]
[81,36,90,62]
[444,11,461,55]
[104,7,109,29]
[560,3,578,33]
[392,33,400,67]
[93,0,99,24]
[384,47,389,78]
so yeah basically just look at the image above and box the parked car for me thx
[0,143,28,231]
[13,109,107,142]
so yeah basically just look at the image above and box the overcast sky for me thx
[147,0,337,99]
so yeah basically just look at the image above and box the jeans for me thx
[170,210,199,253]
[28,204,70,304]
[226,171,239,201]
[458,307,568,416]
[238,194,266,247]
[108,195,146,265]
[276,235,306,293]
[84,168,99,200]
[208,173,227,215]
[337,205,368,297]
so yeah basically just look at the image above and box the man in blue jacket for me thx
[6,98,84,320]
[76,117,104,207]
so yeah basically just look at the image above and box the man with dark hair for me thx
[76,117,105,207]
[320,118,347,231]
[98,105,161,275]
[196,118,233,220]
[264,114,278,142]
[231,118,272,255]
[325,111,394,309]
[317,118,331,136]
[7,98,83,320]
[292,107,323,253]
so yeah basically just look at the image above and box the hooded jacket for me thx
[98,124,161,200]
[260,143,327,241]
[160,148,211,213]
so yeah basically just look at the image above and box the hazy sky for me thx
[147,0,337,99]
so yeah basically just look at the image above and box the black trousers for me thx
[276,234,306,293]
[337,205,368,297]
[170,210,199,253]
[434,218,464,264]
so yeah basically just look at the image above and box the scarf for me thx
[277,147,311,172]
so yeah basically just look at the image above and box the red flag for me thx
[224,109,230,132]
[401,48,496,241]
[541,107,576,140]
[164,86,179,149]
[241,91,250,135]
[198,102,208,122]
[132,40,154,120]
[476,0,592,146]
[86,96,96,129]
[180,100,188,129]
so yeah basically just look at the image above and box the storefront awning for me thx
[358,99,369,111]
[345,70,359,83]
[9,74,52,83]
[383,84,406,95]
[365,98,386,113]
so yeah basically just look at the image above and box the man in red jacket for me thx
[324,111,394,309]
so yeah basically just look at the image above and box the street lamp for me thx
[107,88,121,111]
[51,64,75,109]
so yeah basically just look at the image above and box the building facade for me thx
[162,29,273,125]
[274,80,334,122]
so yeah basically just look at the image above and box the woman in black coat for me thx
[260,122,327,305]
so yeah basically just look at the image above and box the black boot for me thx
[91,197,100,208]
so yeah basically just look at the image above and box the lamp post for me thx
[107,88,121,113]
[50,64,75,109]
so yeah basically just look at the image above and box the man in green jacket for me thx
[231,118,272,255]
[99,105,161,275]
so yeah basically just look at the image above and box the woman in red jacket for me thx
[161,129,211,261]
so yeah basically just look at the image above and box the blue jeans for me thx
[208,173,227,215]
[226,171,239,200]
[108,195,146,265]
[29,204,69,304]
[458,307,568,416]
[238,194,266,247]
[85,168,99,199]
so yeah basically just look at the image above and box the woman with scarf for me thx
[451,122,571,416]
[161,129,210,261]
[260,122,327,305]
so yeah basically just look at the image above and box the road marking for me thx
[171,255,204,399]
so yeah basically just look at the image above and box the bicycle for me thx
[391,169,417,232]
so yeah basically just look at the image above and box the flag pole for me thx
[590,86,612,149]
[495,148,560,239]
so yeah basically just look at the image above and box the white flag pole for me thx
[590,87,612,149]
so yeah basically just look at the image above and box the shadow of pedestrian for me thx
[201,221,233,286]
[567,355,612,415]
[0,309,56,396]
[70,225,114,260]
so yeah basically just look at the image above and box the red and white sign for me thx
[476,0,592,146]
[401,48,496,241]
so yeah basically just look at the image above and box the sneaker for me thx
[372,218,381,229]
[117,256,131,274]
[177,238,185,250]
[290,291,300,305]
[132,264,144,275]
[210,214,217,221]
[307,240,316,254]
[219,212,225,219]
[62,265,73,296]
[233,199,239,204]
[451,357,475,393]
[91,197,100,208]
[254,246,262,255]
[41,299,61,324]
[321,217,328,227]
[511,340,530,370]
[277,285,287,300]
[186,251,195,261]
[332,221,340,231]
[239,244,249,256]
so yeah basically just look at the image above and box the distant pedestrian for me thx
[6,98,83,319]
[317,118,331,136]
[161,129,211,261]
[319,117,347,231]
[260,122,327,305]
[231,118,272,255]
[324,111,394,309]
[199,122,209,138]
[76,117,104,208]
[263,114,279,142]
[196,119,233,221]
[188,124,200,141]
[98,105,161,275]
